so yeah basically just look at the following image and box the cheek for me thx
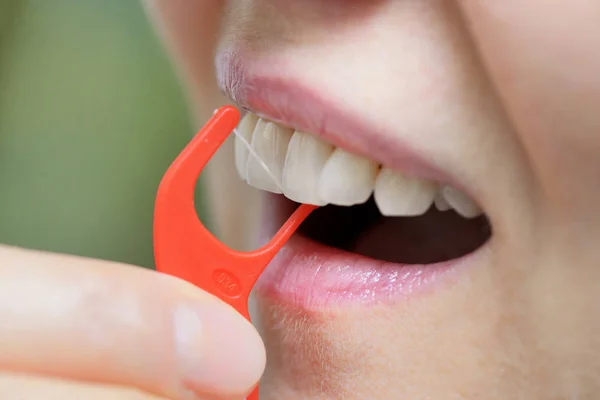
[458,1,600,212]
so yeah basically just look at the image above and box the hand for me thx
[0,245,265,400]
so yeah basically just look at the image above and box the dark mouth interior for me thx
[297,196,492,264]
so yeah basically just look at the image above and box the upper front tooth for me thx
[282,131,333,205]
[434,193,451,211]
[317,148,378,206]
[234,113,259,182]
[245,120,293,193]
[440,186,482,218]
[374,168,436,216]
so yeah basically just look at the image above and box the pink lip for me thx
[216,48,483,309]
[216,48,453,183]
[255,234,485,310]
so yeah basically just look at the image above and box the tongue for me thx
[352,209,491,264]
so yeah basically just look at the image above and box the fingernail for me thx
[173,301,265,397]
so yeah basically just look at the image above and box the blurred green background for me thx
[0,0,202,268]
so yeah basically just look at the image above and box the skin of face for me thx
[145,1,600,398]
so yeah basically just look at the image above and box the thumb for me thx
[0,245,265,400]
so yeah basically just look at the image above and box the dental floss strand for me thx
[213,107,284,191]
[232,126,286,193]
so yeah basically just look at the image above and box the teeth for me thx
[233,113,485,220]
[433,194,451,211]
[373,168,437,216]
[282,131,333,205]
[245,120,293,193]
[234,113,259,181]
[317,148,378,206]
[440,186,482,218]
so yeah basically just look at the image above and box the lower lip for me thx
[254,233,481,310]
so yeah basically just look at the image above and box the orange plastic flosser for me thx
[153,105,316,400]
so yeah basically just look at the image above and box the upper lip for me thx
[216,49,456,185]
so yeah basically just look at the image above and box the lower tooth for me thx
[440,186,482,218]
[317,148,378,206]
[374,168,436,216]
[245,121,292,193]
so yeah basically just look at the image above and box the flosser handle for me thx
[154,106,316,400]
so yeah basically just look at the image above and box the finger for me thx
[0,372,166,400]
[0,245,265,400]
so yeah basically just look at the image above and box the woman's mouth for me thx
[231,110,492,310]
[216,49,492,310]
